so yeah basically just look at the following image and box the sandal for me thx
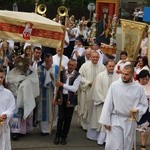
[141,145,146,150]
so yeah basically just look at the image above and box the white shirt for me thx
[96,49,104,64]
[114,59,131,73]
[138,10,144,18]
[63,70,81,94]
[7,39,14,51]
[64,31,69,48]
[141,37,148,48]
[75,27,87,40]
[72,45,85,60]
[23,42,42,50]
[140,37,148,56]
[31,57,42,72]
[134,11,138,17]
[135,65,150,74]
[53,54,69,69]
[67,27,76,41]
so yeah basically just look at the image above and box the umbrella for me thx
[0,10,64,48]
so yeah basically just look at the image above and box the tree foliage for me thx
[145,0,150,6]
[1,0,150,7]
[0,0,95,5]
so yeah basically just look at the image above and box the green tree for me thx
[5,0,95,6]
[146,0,150,6]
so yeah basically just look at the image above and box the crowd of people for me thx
[0,13,150,150]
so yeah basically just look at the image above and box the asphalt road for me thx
[12,112,150,150]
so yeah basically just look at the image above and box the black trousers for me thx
[56,95,74,139]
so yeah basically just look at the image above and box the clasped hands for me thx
[0,114,7,124]
[88,81,93,87]
[129,108,138,121]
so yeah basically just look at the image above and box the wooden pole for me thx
[50,14,68,134]
[35,0,39,13]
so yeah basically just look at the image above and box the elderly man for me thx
[99,65,148,150]
[53,59,81,145]
[78,51,106,130]
[87,59,119,145]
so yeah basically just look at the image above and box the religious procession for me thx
[0,0,150,150]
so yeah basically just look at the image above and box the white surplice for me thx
[53,54,69,69]
[87,70,119,144]
[78,61,106,130]
[99,78,148,150]
[0,85,15,150]
[6,68,39,119]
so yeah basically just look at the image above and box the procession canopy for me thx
[0,10,64,48]
[120,19,148,61]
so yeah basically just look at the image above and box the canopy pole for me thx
[34,0,39,13]
[50,14,68,134]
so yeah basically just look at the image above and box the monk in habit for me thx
[99,65,148,150]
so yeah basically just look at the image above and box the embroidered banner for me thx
[120,19,147,61]
[0,10,64,48]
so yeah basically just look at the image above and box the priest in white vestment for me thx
[0,67,15,150]
[99,65,148,150]
[78,51,106,130]
[6,57,39,140]
[87,60,119,145]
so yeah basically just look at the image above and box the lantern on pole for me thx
[13,3,18,11]
[87,3,95,20]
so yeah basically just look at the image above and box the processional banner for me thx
[120,19,147,61]
[0,10,64,48]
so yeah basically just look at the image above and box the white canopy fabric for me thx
[0,10,64,48]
